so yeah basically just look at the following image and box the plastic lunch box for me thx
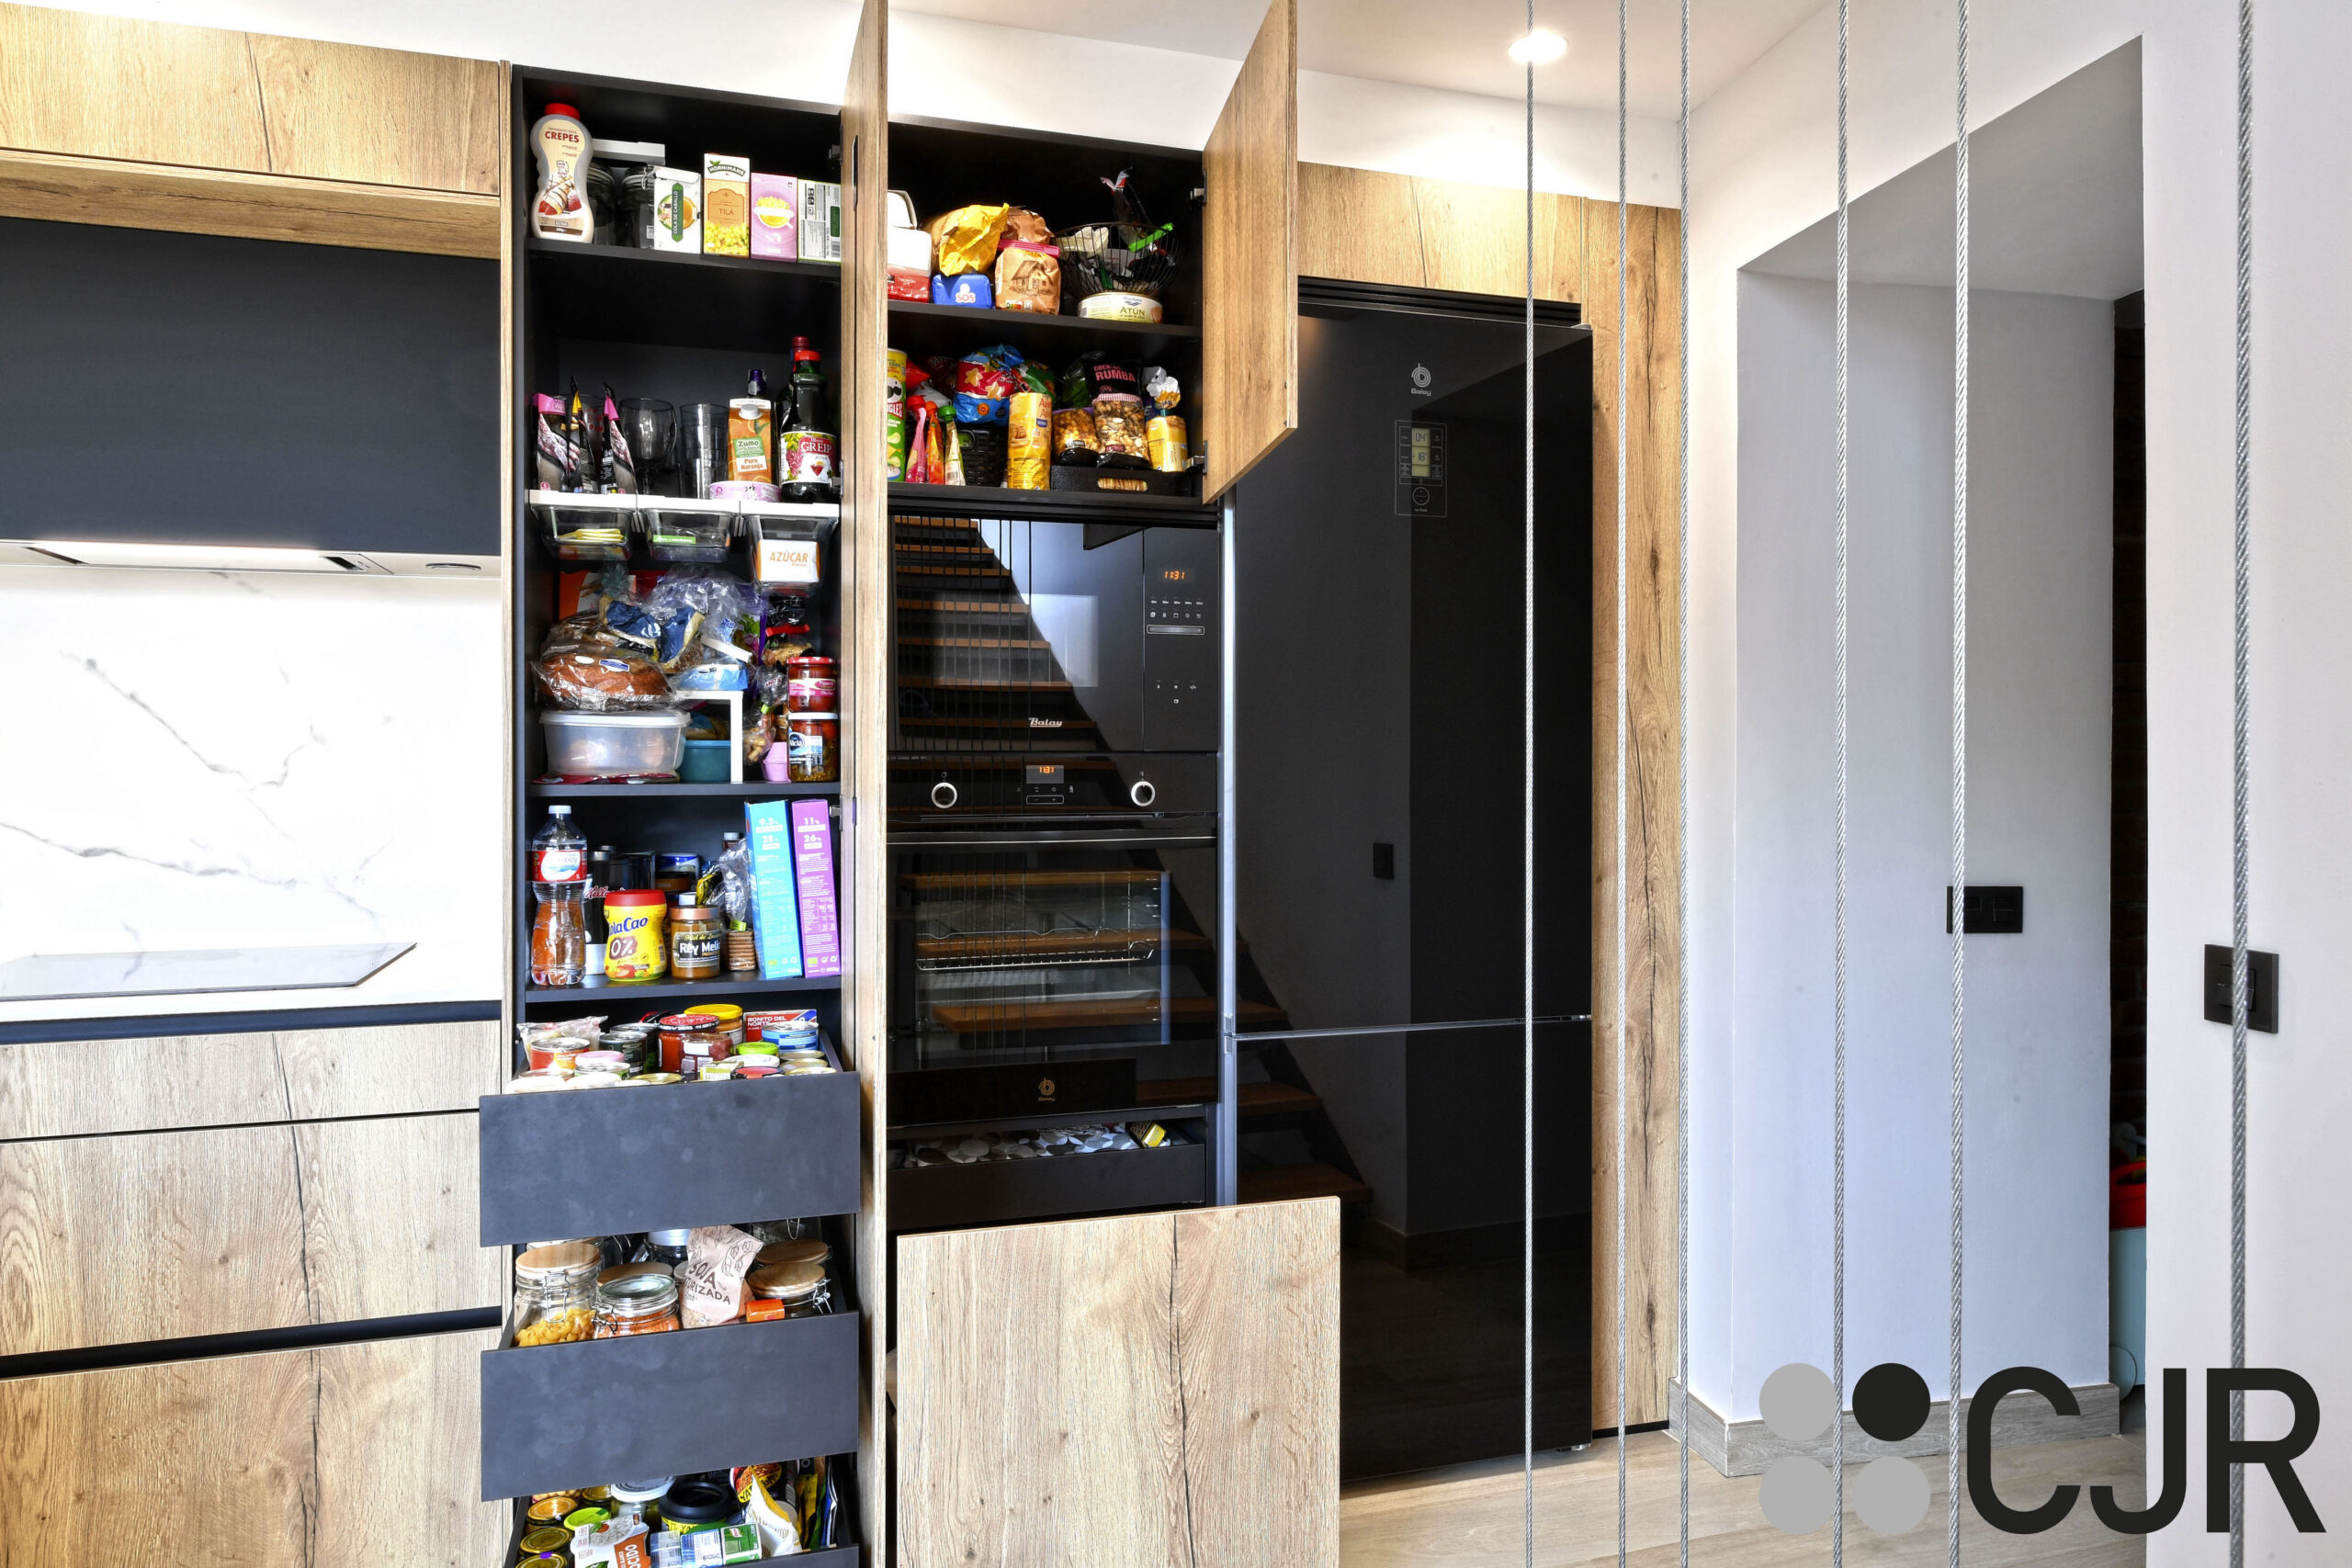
[540,710,689,778]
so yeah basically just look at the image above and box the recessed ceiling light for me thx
[1509,29,1568,65]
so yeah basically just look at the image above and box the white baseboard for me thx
[1668,1379,2120,1478]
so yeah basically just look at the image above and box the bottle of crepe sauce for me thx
[531,103,593,243]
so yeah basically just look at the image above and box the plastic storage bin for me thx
[540,710,688,779]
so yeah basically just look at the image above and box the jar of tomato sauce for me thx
[785,655,838,713]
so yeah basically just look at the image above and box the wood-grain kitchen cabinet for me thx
[0,1,502,256]
[0,1326,506,1567]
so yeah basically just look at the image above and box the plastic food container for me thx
[679,738,731,782]
[541,710,687,779]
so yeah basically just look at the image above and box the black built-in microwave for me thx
[890,514,1218,819]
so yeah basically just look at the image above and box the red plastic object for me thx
[2110,1159,2146,1230]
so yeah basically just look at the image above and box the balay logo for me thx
[1756,1361,2324,1537]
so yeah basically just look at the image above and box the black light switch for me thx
[1373,842,1396,880]
[1945,885,2025,933]
[2203,945,2279,1033]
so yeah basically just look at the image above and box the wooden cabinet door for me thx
[839,4,892,1563]
[1202,0,1298,501]
[896,1198,1340,1568]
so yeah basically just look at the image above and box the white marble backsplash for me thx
[0,565,505,1019]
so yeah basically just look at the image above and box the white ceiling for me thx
[1745,39,2144,299]
[890,0,1825,118]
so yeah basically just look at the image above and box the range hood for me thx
[0,539,497,577]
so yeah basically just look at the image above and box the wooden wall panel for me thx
[840,3,892,1562]
[897,1198,1338,1568]
[1297,163,1423,289]
[0,1327,506,1567]
[1584,196,1683,1430]
[1296,162,1582,304]
[0,1020,503,1140]
[1202,0,1298,499]
[1408,176,1584,303]
[0,1114,495,1355]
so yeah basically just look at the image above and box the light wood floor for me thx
[1340,1429,2147,1567]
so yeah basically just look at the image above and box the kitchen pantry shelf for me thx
[523,972,842,1002]
[479,1309,860,1500]
[886,298,1199,362]
[503,1508,860,1568]
[526,781,841,799]
[479,1043,859,1244]
[887,479,1213,525]
[888,1140,1208,1231]
[526,235,842,354]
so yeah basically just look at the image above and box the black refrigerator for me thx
[1231,289,1594,1479]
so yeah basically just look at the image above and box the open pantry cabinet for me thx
[877,2,1315,1563]
[487,10,882,1561]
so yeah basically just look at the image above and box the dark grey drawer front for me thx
[889,1144,1206,1232]
[478,1072,861,1244]
[479,1312,860,1499]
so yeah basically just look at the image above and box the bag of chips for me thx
[953,345,1023,425]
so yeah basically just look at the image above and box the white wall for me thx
[1691,1,2352,1558]
[1730,275,2112,1412]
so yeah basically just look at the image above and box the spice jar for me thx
[784,654,838,713]
[603,891,669,983]
[512,1242,599,1346]
[785,711,839,782]
[593,1271,682,1337]
[743,1258,831,1319]
[669,894,723,981]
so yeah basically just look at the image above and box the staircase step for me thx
[1238,1161,1371,1206]
[1133,1078,1320,1118]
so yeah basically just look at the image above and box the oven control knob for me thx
[930,780,959,809]
[1128,779,1157,808]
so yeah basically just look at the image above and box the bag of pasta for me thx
[926,203,1012,276]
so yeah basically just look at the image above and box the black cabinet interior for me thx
[0,216,497,554]
[492,65,862,1532]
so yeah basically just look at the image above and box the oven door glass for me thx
[892,515,1145,755]
[888,838,1233,1093]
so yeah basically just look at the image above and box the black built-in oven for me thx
[887,513,1227,1158]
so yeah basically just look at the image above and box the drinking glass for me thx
[617,398,677,495]
[679,402,732,500]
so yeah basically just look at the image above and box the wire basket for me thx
[1054,220,1179,299]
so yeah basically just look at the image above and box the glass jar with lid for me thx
[594,1271,682,1337]
[512,1242,600,1346]
[743,1258,831,1319]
